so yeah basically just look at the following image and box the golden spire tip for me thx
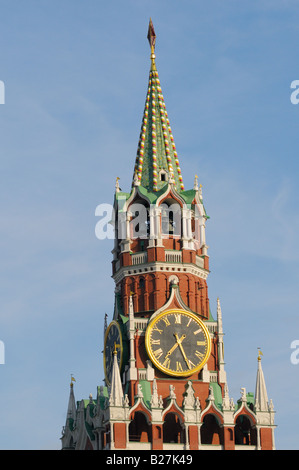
[147,18,156,52]
[147,18,156,69]
[257,348,263,361]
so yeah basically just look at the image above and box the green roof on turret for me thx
[115,183,208,216]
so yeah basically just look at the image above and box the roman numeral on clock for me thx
[163,357,171,369]
[151,339,161,345]
[152,325,163,334]
[193,328,202,335]
[195,350,204,360]
[153,348,163,359]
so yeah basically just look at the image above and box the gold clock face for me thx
[103,320,123,385]
[145,309,211,377]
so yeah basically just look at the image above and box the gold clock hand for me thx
[174,333,191,369]
[174,333,186,345]
[164,340,179,359]
[164,333,186,359]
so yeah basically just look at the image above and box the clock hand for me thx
[174,333,191,369]
[164,340,180,359]
[175,334,186,344]
[164,334,186,359]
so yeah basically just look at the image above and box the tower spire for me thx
[254,349,269,412]
[109,348,124,407]
[132,19,184,193]
[65,376,76,426]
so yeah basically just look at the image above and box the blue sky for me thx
[0,0,299,450]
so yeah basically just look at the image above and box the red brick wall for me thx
[260,427,273,450]
[121,271,210,318]
[114,422,127,449]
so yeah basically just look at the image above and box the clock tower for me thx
[61,20,276,451]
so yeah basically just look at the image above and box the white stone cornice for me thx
[112,259,209,285]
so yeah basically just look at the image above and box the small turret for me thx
[254,349,270,412]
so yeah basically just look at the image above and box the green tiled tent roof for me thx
[132,21,184,193]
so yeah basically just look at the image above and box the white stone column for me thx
[127,295,137,381]
[149,205,155,247]
[155,207,163,246]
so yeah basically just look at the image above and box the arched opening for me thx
[137,276,145,312]
[163,413,185,444]
[148,274,155,311]
[129,411,152,443]
[160,201,181,237]
[235,415,257,446]
[129,199,150,243]
[201,414,223,445]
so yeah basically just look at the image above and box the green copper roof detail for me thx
[209,381,223,410]
[132,21,184,193]
[139,380,152,409]
[207,306,215,322]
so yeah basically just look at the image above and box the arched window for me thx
[137,277,145,312]
[148,274,155,311]
[161,201,181,236]
[129,412,152,443]
[129,200,150,240]
[235,415,257,446]
[163,413,185,444]
[201,414,223,445]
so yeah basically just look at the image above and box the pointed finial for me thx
[194,174,199,191]
[258,348,263,361]
[148,18,156,52]
[70,374,76,388]
[115,177,120,192]
[113,341,120,355]
[147,18,156,69]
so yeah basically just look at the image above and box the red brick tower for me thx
[61,20,276,451]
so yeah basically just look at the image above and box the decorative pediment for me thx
[201,386,224,424]
[149,280,193,322]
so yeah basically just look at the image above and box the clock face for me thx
[103,321,123,385]
[145,310,211,377]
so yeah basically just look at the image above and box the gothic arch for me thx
[128,411,152,443]
[163,412,185,444]
[128,196,150,244]
[160,198,182,237]
[137,275,146,312]
[127,186,152,209]
[200,413,223,445]
[156,187,186,209]
[160,272,169,305]
[148,273,155,311]
[234,414,257,446]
